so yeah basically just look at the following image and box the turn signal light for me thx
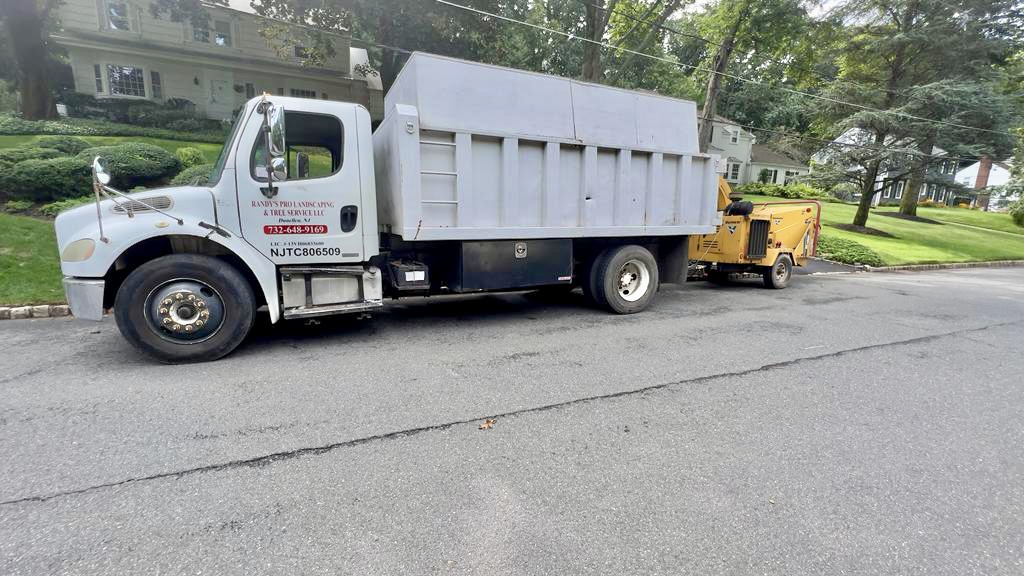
[61,238,96,262]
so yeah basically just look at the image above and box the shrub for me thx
[734,181,832,201]
[1010,199,1024,228]
[0,157,92,201]
[77,142,180,188]
[0,146,62,168]
[170,163,214,186]
[175,146,206,168]
[0,114,226,143]
[34,135,91,155]
[39,196,94,217]
[4,199,32,213]
[816,234,886,267]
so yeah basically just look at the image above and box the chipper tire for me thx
[762,254,793,290]
[115,254,256,363]
[591,245,659,314]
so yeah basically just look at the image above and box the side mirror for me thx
[270,156,288,182]
[268,104,286,158]
[92,156,111,185]
[295,152,309,179]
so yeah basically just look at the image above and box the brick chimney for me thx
[975,155,993,210]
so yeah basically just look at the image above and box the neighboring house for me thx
[956,159,1017,211]
[748,144,809,185]
[699,116,808,186]
[813,128,965,206]
[51,0,384,121]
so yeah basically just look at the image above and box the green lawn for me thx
[747,195,1024,265]
[0,213,63,305]
[0,134,223,163]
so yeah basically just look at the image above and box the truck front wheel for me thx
[114,254,256,363]
[592,245,659,314]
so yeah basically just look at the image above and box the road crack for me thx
[2,320,1018,507]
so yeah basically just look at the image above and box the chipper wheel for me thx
[589,245,659,314]
[114,254,256,363]
[762,254,793,289]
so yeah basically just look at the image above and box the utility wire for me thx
[431,0,1018,139]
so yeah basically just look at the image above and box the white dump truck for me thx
[55,53,724,362]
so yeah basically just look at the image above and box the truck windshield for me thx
[208,110,245,186]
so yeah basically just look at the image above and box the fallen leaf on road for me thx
[479,419,496,430]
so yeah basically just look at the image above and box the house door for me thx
[208,79,232,120]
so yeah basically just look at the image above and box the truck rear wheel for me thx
[592,245,659,314]
[114,254,256,363]
[762,254,793,289]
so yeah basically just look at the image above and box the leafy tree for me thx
[814,0,1022,226]
[1,0,61,120]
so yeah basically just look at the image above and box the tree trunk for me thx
[581,1,613,81]
[697,0,751,152]
[7,0,58,120]
[853,159,882,227]
[898,139,934,217]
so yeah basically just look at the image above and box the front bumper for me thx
[62,277,105,321]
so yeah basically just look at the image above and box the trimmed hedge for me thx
[735,182,833,201]
[1,142,180,201]
[816,234,886,267]
[0,147,62,168]
[33,135,91,155]
[76,143,180,189]
[0,114,226,143]
[170,163,215,186]
[0,157,93,201]
[175,146,206,169]
[39,196,94,217]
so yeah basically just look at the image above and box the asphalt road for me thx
[2,268,1023,575]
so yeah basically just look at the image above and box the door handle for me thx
[340,205,358,233]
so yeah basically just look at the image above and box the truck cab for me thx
[56,96,384,362]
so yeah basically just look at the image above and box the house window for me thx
[150,71,162,99]
[758,169,778,184]
[730,130,739,144]
[107,65,145,97]
[277,88,284,96]
[105,0,131,31]
[895,180,904,199]
[294,46,309,59]
[727,163,741,181]
[245,83,255,98]
[193,26,210,43]
[784,170,800,185]
[290,88,317,99]
[214,20,232,46]
[883,187,891,199]
[93,64,103,93]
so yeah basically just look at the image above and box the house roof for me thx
[750,144,805,169]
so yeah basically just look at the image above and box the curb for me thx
[865,260,1024,273]
[0,305,72,321]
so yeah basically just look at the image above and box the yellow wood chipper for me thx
[688,178,822,289]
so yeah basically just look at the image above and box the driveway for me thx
[2,268,1023,575]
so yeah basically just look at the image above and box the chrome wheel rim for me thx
[145,279,225,344]
[617,259,651,302]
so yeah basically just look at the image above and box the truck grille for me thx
[747,220,769,260]
[111,196,173,214]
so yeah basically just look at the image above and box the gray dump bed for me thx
[373,53,720,241]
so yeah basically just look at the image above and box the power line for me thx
[431,0,1017,139]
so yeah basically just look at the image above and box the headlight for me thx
[61,238,96,262]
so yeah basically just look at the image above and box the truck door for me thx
[236,104,365,264]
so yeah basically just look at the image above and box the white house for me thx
[956,159,1017,211]
[699,116,809,186]
[51,0,384,121]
